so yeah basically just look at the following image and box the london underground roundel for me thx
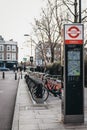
[67,26,81,38]
[64,24,83,44]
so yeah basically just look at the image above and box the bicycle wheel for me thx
[31,86,49,102]
[31,87,38,102]
[42,87,49,101]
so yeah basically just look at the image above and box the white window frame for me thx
[7,53,11,60]
[0,45,4,51]
[12,53,16,61]
[0,53,4,60]
[7,45,11,51]
[12,45,16,52]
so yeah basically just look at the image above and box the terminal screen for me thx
[68,51,80,76]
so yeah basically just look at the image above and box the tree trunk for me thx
[51,48,54,63]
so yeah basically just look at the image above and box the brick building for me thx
[0,35,18,70]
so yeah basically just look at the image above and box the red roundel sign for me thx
[65,24,83,44]
[67,26,81,38]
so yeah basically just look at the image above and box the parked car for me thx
[0,67,10,71]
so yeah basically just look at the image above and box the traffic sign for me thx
[64,24,83,44]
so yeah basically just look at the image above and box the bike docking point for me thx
[27,85,46,105]
[24,74,47,104]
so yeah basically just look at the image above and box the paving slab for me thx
[12,77,87,130]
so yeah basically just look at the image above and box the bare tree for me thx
[31,0,87,65]
[31,19,48,66]
[62,0,87,23]
[32,0,63,63]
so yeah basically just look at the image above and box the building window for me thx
[7,45,11,51]
[7,53,11,60]
[0,53,4,60]
[0,45,4,51]
[12,45,16,51]
[12,53,16,61]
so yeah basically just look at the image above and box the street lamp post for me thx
[24,34,32,56]
[24,34,34,65]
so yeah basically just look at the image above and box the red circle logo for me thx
[67,26,81,38]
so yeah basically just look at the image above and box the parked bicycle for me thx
[31,84,49,102]
[44,78,62,99]
[25,74,49,102]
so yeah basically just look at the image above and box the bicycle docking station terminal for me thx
[62,24,84,124]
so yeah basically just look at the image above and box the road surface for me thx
[0,71,19,130]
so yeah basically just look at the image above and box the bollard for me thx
[15,72,17,80]
[2,71,5,79]
[21,71,22,79]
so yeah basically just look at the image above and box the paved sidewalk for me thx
[12,77,87,130]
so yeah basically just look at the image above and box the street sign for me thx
[64,24,83,44]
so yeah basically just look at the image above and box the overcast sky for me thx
[0,0,45,43]
[0,0,86,44]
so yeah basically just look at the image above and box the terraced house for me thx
[0,35,18,70]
